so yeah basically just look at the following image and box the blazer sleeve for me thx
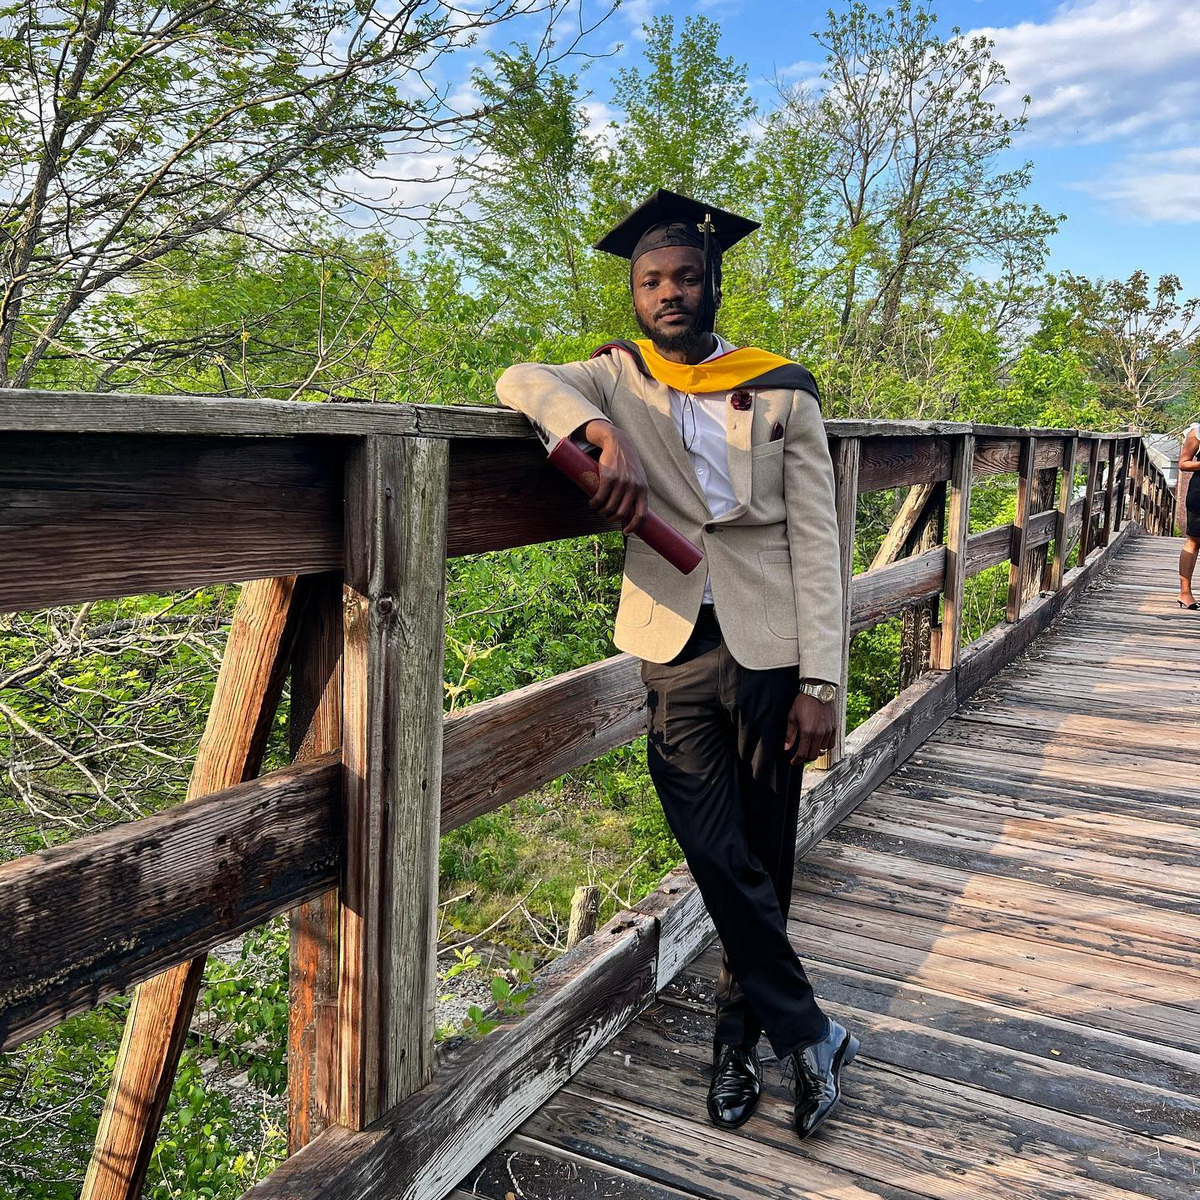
[782,386,845,686]
[495,356,620,452]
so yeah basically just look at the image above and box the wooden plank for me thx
[339,435,449,1128]
[441,655,645,832]
[856,435,951,492]
[973,435,1070,477]
[937,434,973,669]
[82,575,307,1200]
[849,545,945,634]
[959,521,1134,703]
[867,481,935,571]
[288,573,344,1152]
[1047,435,1077,591]
[0,755,340,1051]
[245,910,659,1200]
[816,436,859,767]
[898,482,944,687]
[1006,436,1038,621]
[0,434,343,613]
[1079,437,1102,561]
[446,440,613,555]
[964,523,1011,576]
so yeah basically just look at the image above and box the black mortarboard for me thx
[594,189,758,336]
[592,188,759,263]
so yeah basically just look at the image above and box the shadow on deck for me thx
[452,535,1200,1200]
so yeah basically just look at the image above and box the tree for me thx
[448,49,602,348]
[0,0,583,390]
[1056,270,1200,430]
[787,0,1059,344]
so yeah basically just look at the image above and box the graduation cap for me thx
[593,189,759,335]
[593,188,759,263]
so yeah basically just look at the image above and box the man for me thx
[495,189,858,1140]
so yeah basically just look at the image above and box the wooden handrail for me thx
[0,395,1178,1200]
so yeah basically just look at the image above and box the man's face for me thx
[631,244,714,353]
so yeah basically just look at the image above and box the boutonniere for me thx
[729,389,753,411]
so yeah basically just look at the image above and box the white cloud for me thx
[973,0,1200,145]
[1076,146,1200,222]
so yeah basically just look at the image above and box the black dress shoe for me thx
[782,1017,859,1139]
[706,1036,762,1128]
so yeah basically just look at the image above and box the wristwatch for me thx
[798,679,838,704]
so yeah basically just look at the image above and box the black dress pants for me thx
[640,604,828,1060]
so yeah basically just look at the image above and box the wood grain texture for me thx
[1006,437,1038,622]
[1079,437,1103,562]
[446,440,614,555]
[898,482,945,688]
[288,573,344,1153]
[441,654,645,832]
[937,434,974,669]
[856,436,951,492]
[0,434,342,613]
[339,435,449,1129]
[868,482,936,572]
[1047,437,1078,591]
[246,911,659,1200]
[0,755,340,1050]
[849,545,946,634]
[82,575,307,1200]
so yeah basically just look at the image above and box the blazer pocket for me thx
[618,575,655,627]
[758,548,798,640]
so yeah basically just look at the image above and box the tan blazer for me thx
[495,347,844,682]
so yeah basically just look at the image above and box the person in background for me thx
[1177,423,1200,609]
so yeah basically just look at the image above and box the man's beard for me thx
[634,305,709,354]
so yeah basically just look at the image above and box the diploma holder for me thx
[546,436,704,575]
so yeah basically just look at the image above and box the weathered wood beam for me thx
[937,434,974,670]
[82,574,309,1200]
[240,665,965,1200]
[288,573,344,1153]
[340,436,448,1129]
[1079,437,1103,561]
[0,435,343,613]
[849,546,946,635]
[856,436,951,492]
[899,482,945,688]
[868,482,936,572]
[0,755,340,1051]
[1006,437,1039,622]
[1046,436,1078,592]
[441,655,645,833]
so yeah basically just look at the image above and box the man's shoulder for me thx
[589,338,653,378]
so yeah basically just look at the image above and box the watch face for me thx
[806,682,836,703]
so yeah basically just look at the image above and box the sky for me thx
[700,0,1200,294]
[406,0,1200,297]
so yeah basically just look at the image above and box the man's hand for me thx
[783,691,836,765]
[584,419,649,534]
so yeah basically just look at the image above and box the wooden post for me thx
[1079,438,1101,564]
[813,437,859,770]
[1046,436,1078,593]
[339,435,449,1129]
[288,572,343,1153]
[83,576,307,1200]
[937,434,973,671]
[899,483,945,688]
[567,886,601,949]
[1023,462,1057,606]
[868,482,936,571]
[1097,442,1114,549]
[1112,438,1131,532]
[1007,436,1038,623]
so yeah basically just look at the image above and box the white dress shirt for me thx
[575,332,740,605]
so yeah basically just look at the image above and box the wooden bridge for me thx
[0,393,1194,1199]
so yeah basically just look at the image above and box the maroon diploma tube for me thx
[546,436,704,575]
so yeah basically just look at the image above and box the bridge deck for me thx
[449,535,1200,1200]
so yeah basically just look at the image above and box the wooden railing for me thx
[0,391,1175,1200]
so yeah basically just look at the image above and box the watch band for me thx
[798,679,838,704]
